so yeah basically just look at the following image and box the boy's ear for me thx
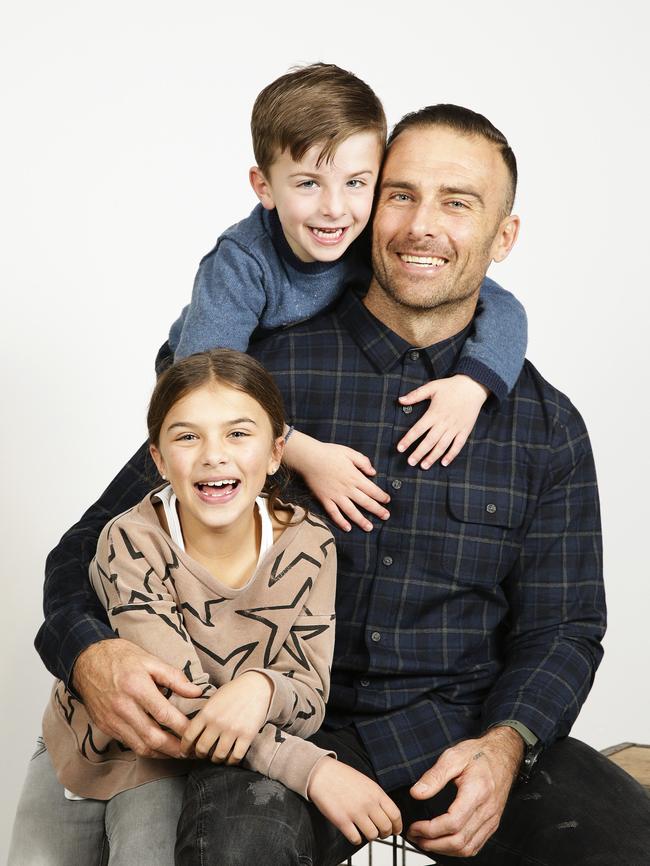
[249,166,276,211]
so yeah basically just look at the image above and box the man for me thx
[37,106,650,864]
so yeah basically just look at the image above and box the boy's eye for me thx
[346,179,365,189]
[298,180,318,189]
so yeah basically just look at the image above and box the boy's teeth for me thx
[312,227,344,239]
[399,254,447,266]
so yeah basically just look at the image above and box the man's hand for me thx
[308,757,402,846]
[284,430,390,533]
[397,375,490,469]
[180,671,273,764]
[72,638,202,759]
[407,727,524,857]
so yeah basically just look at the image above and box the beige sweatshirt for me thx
[42,491,337,800]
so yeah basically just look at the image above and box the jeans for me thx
[7,737,187,866]
[176,728,650,866]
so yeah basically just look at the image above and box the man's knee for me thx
[176,767,314,866]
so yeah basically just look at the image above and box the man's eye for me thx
[448,200,468,209]
[390,193,412,202]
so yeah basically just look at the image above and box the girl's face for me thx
[150,382,284,538]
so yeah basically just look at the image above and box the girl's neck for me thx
[179,502,262,589]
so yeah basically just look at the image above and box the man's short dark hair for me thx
[387,104,517,214]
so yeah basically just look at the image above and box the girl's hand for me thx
[308,757,402,845]
[284,431,390,533]
[397,375,490,469]
[180,671,273,764]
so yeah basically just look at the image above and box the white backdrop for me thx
[2,1,649,858]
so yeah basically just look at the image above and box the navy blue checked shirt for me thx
[36,288,605,792]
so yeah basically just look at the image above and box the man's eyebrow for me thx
[439,185,485,205]
[380,179,418,192]
[166,417,257,431]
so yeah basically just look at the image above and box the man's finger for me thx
[142,658,204,699]
[137,680,191,737]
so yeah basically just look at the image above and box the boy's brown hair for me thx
[251,63,386,175]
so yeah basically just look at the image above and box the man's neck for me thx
[363,279,479,348]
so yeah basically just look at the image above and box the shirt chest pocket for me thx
[442,483,527,586]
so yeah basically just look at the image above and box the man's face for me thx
[371,126,516,311]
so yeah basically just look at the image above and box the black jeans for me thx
[175,728,650,866]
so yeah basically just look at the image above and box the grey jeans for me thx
[7,738,187,866]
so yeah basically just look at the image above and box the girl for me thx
[9,349,337,865]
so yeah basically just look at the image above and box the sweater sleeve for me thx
[174,239,268,358]
[89,521,217,717]
[454,276,528,401]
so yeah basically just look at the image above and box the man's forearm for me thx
[35,442,154,684]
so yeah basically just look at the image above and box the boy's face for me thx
[250,131,383,263]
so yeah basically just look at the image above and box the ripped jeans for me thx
[176,728,650,866]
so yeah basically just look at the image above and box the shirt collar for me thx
[337,287,472,377]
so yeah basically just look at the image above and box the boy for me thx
[166,63,527,532]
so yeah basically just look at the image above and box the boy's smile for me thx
[250,130,383,263]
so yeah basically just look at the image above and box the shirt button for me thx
[391,479,402,490]
[360,679,370,688]
[486,503,497,514]
[409,350,420,361]
[402,404,413,415]
[371,631,381,643]
[382,556,393,566]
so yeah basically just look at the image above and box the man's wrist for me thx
[490,720,542,782]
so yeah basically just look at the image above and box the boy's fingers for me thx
[397,417,432,453]
[323,501,352,533]
[399,384,437,404]
[350,451,376,475]
[421,431,455,470]
[441,432,470,467]
[337,498,374,532]
[406,427,444,466]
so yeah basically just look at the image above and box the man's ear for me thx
[491,214,520,263]
[249,166,275,211]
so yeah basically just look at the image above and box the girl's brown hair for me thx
[148,348,295,523]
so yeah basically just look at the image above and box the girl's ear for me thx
[267,435,285,475]
[249,166,276,211]
[149,443,167,480]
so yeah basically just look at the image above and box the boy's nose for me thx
[319,189,346,220]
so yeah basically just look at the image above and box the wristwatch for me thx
[492,719,543,783]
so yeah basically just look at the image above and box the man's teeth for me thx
[399,254,447,266]
[311,227,344,239]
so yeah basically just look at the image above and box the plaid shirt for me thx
[37,289,604,791]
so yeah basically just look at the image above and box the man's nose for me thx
[407,201,444,239]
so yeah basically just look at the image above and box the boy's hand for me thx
[308,757,402,846]
[397,375,490,469]
[180,671,273,764]
[284,431,390,532]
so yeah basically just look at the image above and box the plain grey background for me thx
[2,1,649,860]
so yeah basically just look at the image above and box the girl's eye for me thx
[229,430,249,439]
[176,433,198,442]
